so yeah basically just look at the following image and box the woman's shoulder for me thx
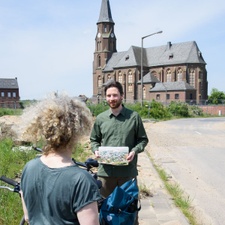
[25,157,41,167]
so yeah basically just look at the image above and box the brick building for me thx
[0,78,20,108]
[93,0,208,104]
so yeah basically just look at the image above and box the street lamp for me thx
[141,30,163,106]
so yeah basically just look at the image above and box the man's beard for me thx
[108,99,122,109]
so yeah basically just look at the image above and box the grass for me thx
[0,139,37,225]
[147,153,200,225]
[138,183,153,199]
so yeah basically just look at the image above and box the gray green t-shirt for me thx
[21,157,101,225]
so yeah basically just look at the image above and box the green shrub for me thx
[188,105,203,117]
[87,102,109,117]
[149,100,171,119]
[167,101,190,117]
[0,108,22,117]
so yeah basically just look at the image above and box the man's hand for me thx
[126,151,135,162]
[95,150,100,158]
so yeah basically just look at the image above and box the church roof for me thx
[97,0,114,24]
[150,81,196,92]
[137,72,160,84]
[103,41,206,72]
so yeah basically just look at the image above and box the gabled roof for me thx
[103,41,206,72]
[0,78,19,89]
[97,0,114,24]
[103,46,140,72]
[104,51,127,71]
[150,81,196,92]
[137,72,160,84]
[146,41,206,67]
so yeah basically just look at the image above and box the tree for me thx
[208,88,225,104]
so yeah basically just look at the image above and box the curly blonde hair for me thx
[15,93,92,154]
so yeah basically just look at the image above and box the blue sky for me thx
[1,0,225,100]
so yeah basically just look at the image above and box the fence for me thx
[0,101,21,109]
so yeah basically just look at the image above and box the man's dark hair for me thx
[104,79,124,95]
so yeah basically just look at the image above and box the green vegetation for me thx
[208,88,225,104]
[87,100,204,119]
[138,183,153,198]
[0,108,22,117]
[146,151,200,225]
[0,139,37,225]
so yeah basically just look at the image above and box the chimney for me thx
[167,41,172,50]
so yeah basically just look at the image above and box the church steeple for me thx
[93,0,117,98]
[97,0,114,24]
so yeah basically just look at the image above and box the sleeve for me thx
[131,114,149,154]
[90,118,102,153]
[72,171,101,213]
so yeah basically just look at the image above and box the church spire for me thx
[97,0,114,24]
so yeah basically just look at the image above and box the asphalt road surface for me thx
[146,117,225,225]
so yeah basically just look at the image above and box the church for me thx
[93,0,208,104]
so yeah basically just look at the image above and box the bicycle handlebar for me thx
[33,146,99,171]
[0,175,20,193]
[0,175,18,186]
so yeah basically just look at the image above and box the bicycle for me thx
[0,146,101,225]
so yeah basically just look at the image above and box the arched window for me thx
[128,71,133,83]
[98,56,101,67]
[143,86,146,99]
[166,69,171,82]
[128,71,133,92]
[98,76,102,88]
[118,72,122,83]
[104,24,107,33]
[177,68,183,81]
[97,41,101,51]
[189,69,195,87]
[107,74,111,80]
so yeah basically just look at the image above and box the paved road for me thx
[147,117,225,225]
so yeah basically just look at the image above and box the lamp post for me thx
[141,30,163,106]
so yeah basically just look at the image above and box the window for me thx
[107,74,111,80]
[98,76,102,88]
[156,94,160,100]
[175,94,179,99]
[143,86,146,99]
[128,84,133,92]
[104,24,107,33]
[13,92,16,97]
[118,72,122,83]
[8,92,11,98]
[177,68,183,81]
[128,71,133,83]
[1,92,4,97]
[97,41,101,51]
[166,69,171,82]
[98,56,101,67]
[166,94,170,100]
[189,69,195,87]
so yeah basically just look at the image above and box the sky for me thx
[0,0,225,100]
